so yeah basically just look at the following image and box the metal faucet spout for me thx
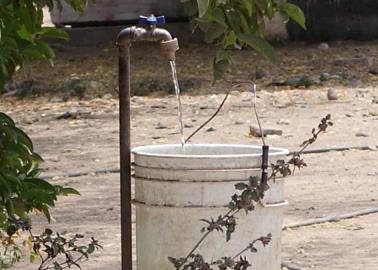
[116,26,171,44]
[116,26,179,61]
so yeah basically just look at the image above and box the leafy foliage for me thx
[168,234,271,270]
[180,0,306,80]
[0,0,89,92]
[30,228,102,270]
[169,115,332,270]
[0,112,84,268]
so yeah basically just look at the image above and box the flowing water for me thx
[169,61,186,149]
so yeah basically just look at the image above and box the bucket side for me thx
[134,177,285,207]
[135,204,286,270]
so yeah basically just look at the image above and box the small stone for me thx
[206,127,216,132]
[50,97,64,103]
[287,76,312,89]
[23,117,39,124]
[329,74,343,80]
[368,67,378,75]
[372,96,378,104]
[345,114,353,118]
[319,72,331,81]
[327,89,338,101]
[249,126,283,137]
[268,78,287,87]
[318,43,329,50]
[355,132,368,137]
[151,105,167,109]
[184,124,193,128]
[152,136,161,140]
[50,156,60,162]
[276,119,290,125]
[234,121,244,125]
[56,111,78,120]
[155,122,167,129]
[255,68,267,79]
[368,145,378,151]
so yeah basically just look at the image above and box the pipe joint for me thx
[117,26,179,61]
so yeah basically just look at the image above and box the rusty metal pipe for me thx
[118,44,132,270]
[117,23,179,270]
[117,26,172,44]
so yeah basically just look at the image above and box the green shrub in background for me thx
[0,0,89,92]
[181,0,306,80]
[0,112,85,268]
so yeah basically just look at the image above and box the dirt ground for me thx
[1,41,378,270]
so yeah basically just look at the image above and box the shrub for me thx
[181,0,306,80]
[0,0,89,92]
[0,112,100,268]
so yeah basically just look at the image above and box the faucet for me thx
[116,15,179,270]
[117,15,179,60]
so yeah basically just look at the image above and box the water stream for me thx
[169,60,186,149]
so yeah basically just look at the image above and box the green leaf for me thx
[15,126,34,150]
[60,187,80,196]
[213,49,230,81]
[237,33,276,63]
[65,0,86,12]
[0,113,15,126]
[197,0,209,17]
[181,0,198,17]
[39,27,69,40]
[23,46,48,61]
[16,25,34,42]
[280,3,306,30]
[41,204,52,222]
[23,178,56,192]
[242,0,253,16]
[225,10,242,34]
[18,4,35,32]
[0,174,12,201]
[36,40,55,62]
[212,7,227,27]
[235,182,249,190]
[204,23,225,43]
[215,48,229,63]
[223,30,237,47]
[30,251,39,263]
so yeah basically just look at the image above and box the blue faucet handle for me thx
[139,15,166,26]
[155,16,166,25]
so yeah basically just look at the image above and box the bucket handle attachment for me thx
[259,200,288,208]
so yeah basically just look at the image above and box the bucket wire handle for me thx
[185,82,251,143]
[251,84,271,207]
[252,83,265,146]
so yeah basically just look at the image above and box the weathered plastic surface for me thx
[133,144,289,169]
[132,144,289,270]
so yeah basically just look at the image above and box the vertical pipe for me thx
[118,44,132,270]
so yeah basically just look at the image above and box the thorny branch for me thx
[27,228,102,270]
[169,114,333,270]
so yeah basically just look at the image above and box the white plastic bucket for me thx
[132,144,289,270]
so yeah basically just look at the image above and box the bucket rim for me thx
[132,143,289,159]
